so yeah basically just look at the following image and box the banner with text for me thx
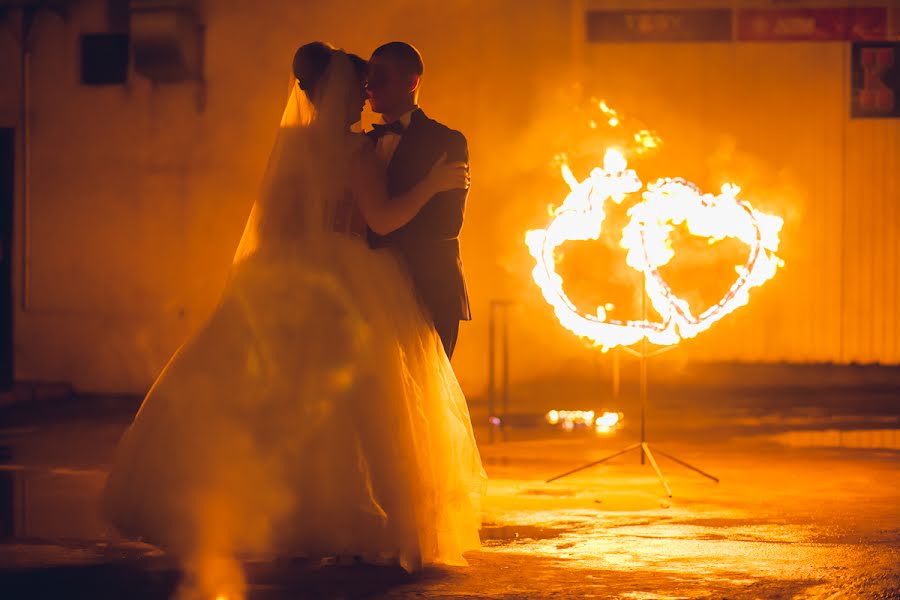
[586,9,733,43]
[737,7,887,42]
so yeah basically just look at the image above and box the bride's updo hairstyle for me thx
[292,41,335,97]
[292,41,368,102]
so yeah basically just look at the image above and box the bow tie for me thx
[370,121,406,139]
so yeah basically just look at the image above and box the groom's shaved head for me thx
[368,42,424,117]
[371,42,424,76]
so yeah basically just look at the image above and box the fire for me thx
[546,409,622,434]
[597,99,620,127]
[622,179,784,341]
[526,146,784,351]
[633,129,661,153]
[594,411,620,433]
[588,97,661,151]
[176,553,246,600]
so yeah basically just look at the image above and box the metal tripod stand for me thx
[545,276,719,497]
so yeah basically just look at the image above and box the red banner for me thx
[737,7,887,42]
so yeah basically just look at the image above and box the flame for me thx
[526,147,784,351]
[594,411,621,433]
[588,97,660,148]
[621,179,784,341]
[596,99,619,128]
[634,129,661,154]
[546,410,622,434]
[176,553,246,600]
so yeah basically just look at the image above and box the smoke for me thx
[707,134,806,228]
[11,0,840,398]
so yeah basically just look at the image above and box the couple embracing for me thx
[102,41,486,592]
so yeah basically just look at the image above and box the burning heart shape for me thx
[526,149,784,350]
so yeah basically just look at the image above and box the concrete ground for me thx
[0,370,898,599]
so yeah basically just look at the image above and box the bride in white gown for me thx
[101,42,486,595]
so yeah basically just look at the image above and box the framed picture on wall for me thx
[851,42,900,119]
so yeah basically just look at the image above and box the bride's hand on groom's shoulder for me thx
[426,153,470,195]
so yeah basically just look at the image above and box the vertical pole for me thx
[487,302,496,444]
[640,348,647,465]
[640,274,648,465]
[501,304,510,441]
[612,346,621,402]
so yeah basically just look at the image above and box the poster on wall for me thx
[851,42,900,119]
[585,9,732,42]
[737,7,887,42]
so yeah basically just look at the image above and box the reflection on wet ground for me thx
[472,404,900,448]
[0,406,898,598]
[766,427,899,450]
[479,523,569,543]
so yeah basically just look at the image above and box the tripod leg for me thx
[652,447,720,483]
[546,443,641,484]
[641,443,672,498]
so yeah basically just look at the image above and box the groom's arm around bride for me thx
[366,42,472,360]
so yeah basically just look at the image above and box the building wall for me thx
[501,1,900,385]
[2,0,574,394]
[1,0,898,397]
[569,7,900,367]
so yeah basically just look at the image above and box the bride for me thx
[101,41,486,595]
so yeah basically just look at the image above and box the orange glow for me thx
[596,98,620,128]
[622,178,784,342]
[546,409,622,434]
[526,127,784,350]
[594,411,621,433]
[178,552,246,600]
[633,129,661,154]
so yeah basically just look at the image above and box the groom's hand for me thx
[426,153,470,195]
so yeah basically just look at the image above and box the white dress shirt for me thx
[374,107,418,167]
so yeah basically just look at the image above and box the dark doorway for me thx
[0,128,12,392]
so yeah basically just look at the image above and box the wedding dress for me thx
[101,50,485,580]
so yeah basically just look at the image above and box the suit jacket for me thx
[367,108,472,324]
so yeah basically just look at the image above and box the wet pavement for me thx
[0,384,898,599]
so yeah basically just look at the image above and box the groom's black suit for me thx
[367,108,471,359]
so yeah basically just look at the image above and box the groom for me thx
[366,42,471,359]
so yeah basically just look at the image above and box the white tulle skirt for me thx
[101,233,486,574]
